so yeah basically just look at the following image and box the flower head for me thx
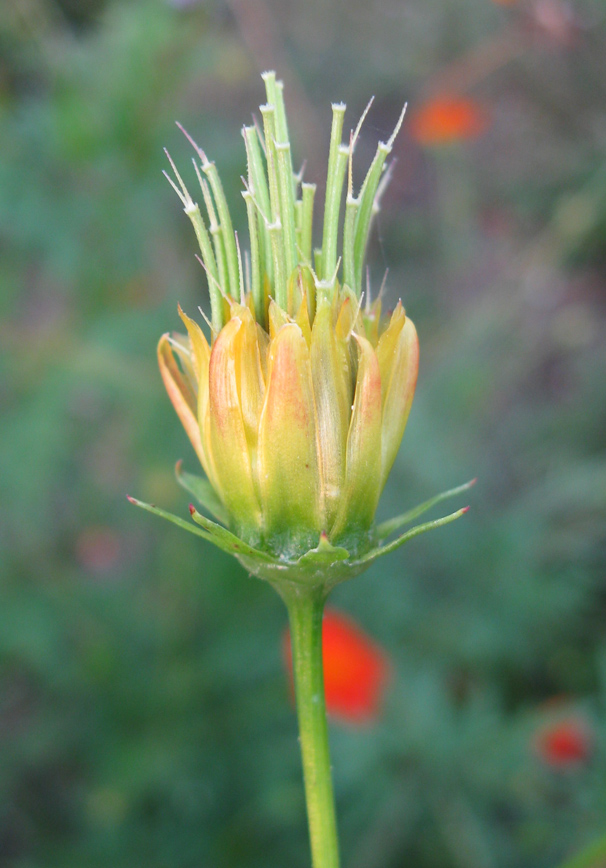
[534,716,593,768]
[129,73,471,589]
[410,95,489,146]
[284,609,391,725]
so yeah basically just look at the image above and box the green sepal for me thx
[188,505,275,562]
[127,496,274,564]
[175,460,228,525]
[375,478,476,541]
[238,537,366,591]
[352,506,469,569]
[297,534,350,569]
[128,489,470,592]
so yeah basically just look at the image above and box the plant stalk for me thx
[284,584,340,868]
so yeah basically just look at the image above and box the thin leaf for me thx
[354,506,470,568]
[376,479,476,541]
[188,505,275,562]
[127,496,275,564]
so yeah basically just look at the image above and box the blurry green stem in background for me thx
[282,584,340,868]
[557,833,606,868]
[433,148,477,269]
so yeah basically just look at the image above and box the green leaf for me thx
[175,460,228,524]
[375,478,476,541]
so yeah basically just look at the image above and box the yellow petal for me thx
[257,323,321,552]
[334,295,354,340]
[363,297,382,347]
[232,305,266,488]
[256,324,269,382]
[175,307,222,493]
[208,316,261,533]
[167,331,197,391]
[310,296,353,529]
[287,265,315,321]
[330,334,383,542]
[177,306,210,380]
[375,305,419,488]
[158,334,205,467]
[268,298,289,340]
[295,292,312,348]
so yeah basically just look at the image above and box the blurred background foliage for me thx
[1,0,606,865]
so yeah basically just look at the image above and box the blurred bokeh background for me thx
[2,0,606,865]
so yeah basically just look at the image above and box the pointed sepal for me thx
[175,460,228,525]
[352,506,470,569]
[375,478,476,541]
[297,532,350,569]
[188,504,275,562]
[127,495,275,563]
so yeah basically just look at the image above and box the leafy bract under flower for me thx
[128,479,472,591]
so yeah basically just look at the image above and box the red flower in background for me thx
[410,95,489,146]
[534,717,593,768]
[284,609,391,726]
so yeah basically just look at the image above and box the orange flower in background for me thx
[75,526,122,575]
[410,95,489,146]
[284,609,391,725]
[534,717,593,768]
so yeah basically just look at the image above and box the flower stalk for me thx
[282,585,340,868]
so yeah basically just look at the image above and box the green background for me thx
[1,0,606,865]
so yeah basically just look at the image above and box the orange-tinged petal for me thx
[310,296,353,529]
[208,316,261,532]
[375,302,405,395]
[174,308,223,494]
[331,334,382,542]
[158,334,205,467]
[376,306,419,488]
[334,296,353,340]
[257,323,321,551]
[177,306,210,382]
[167,332,197,392]
[231,304,266,487]
[176,310,221,494]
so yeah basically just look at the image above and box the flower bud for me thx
[131,73,470,586]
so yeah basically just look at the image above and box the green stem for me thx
[283,584,340,868]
